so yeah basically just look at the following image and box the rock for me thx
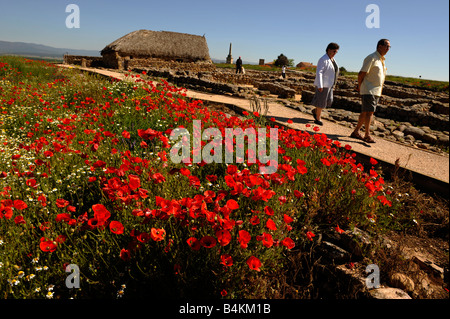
[417,143,429,150]
[403,126,426,139]
[390,273,415,292]
[413,256,444,280]
[341,227,372,258]
[422,133,438,144]
[437,135,449,145]
[317,241,351,264]
[404,134,415,142]
[369,287,412,299]
[392,130,404,139]
[429,100,449,115]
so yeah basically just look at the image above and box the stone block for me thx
[369,287,412,299]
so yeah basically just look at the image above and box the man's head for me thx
[377,39,390,56]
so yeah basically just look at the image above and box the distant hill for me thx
[0,40,100,59]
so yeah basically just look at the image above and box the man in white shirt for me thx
[351,39,390,143]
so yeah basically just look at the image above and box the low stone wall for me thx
[63,55,103,68]
[132,67,242,96]
[301,90,449,132]
[125,59,215,72]
[253,81,296,98]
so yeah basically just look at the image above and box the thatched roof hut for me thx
[101,29,212,69]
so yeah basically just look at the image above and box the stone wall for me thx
[125,59,216,72]
[63,55,103,68]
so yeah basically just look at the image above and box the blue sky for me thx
[0,0,448,81]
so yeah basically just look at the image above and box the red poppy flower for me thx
[37,194,47,207]
[216,229,232,246]
[120,248,131,261]
[138,128,158,140]
[200,236,217,248]
[140,140,148,148]
[283,214,293,224]
[179,168,191,176]
[187,237,201,251]
[40,237,57,253]
[246,256,262,271]
[261,233,273,248]
[238,230,251,248]
[92,160,107,169]
[226,165,238,175]
[26,178,37,188]
[335,224,345,234]
[306,231,315,241]
[294,190,304,198]
[370,157,378,166]
[133,232,148,243]
[87,218,100,228]
[14,215,26,224]
[67,205,76,213]
[266,218,277,231]
[206,175,217,183]
[92,204,111,222]
[110,221,124,234]
[150,228,166,241]
[220,254,233,267]
[55,213,71,223]
[39,221,51,231]
[43,150,54,157]
[55,234,67,243]
[250,215,260,225]
[264,206,274,216]
[281,237,295,249]
[13,200,27,210]
[128,174,141,190]
[226,199,239,210]
[56,198,69,208]
[122,130,130,139]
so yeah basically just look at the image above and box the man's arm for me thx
[357,71,367,93]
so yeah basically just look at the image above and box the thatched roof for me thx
[101,29,211,62]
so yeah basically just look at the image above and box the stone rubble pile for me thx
[309,227,447,299]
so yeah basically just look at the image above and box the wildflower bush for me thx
[0,57,406,299]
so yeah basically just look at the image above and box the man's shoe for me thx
[363,136,376,143]
[350,131,364,140]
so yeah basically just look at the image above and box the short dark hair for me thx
[326,42,340,52]
[377,39,389,48]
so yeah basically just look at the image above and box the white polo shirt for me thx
[360,51,387,96]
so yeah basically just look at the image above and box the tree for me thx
[274,54,293,67]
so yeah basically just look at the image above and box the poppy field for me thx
[0,57,410,299]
